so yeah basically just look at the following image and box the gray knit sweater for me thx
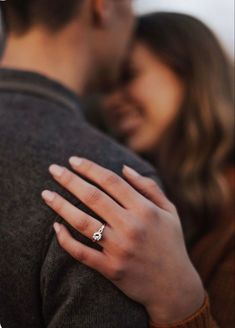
[0,69,158,328]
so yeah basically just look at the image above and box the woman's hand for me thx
[42,157,205,325]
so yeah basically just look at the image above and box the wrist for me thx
[147,268,205,325]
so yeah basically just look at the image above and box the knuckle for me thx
[84,187,102,206]
[61,169,74,187]
[103,172,120,188]
[139,178,158,199]
[74,215,90,233]
[126,223,146,242]
[82,159,94,173]
[73,248,87,262]
[142,203,157,219]
[145,178,157,191]
[118,243,134,260]
[109,261,126,281]
[52,195,65,213]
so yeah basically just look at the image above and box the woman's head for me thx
[105,13,233,154]
[104,12,234,227]
[105,40,185,153]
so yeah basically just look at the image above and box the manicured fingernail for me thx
[123,165,140,178]
[54,223,61,234]
[49,164,65,177]
[42,190,56,202]
[69,156,83,167]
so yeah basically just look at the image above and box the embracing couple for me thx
[0,1,234,328]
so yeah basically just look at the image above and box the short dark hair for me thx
[1,0,83,34]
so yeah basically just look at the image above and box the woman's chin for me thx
[126,137,148,154]
[126,135,159,155]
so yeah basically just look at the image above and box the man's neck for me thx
[1,26,90,95]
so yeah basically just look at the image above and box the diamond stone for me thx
[93,232,102,241]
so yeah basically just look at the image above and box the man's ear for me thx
[91,0,112,27]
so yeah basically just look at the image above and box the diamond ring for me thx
[92,224,106,243]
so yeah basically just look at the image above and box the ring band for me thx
[92,224,105,243]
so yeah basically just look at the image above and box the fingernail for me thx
[49,164,65,177]
[54,222,61,234]
[42,190,56,202]
[69,156,83,167]
[123,165,140,178]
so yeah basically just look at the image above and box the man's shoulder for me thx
[79,122,158,179]
[0,89,156,175]
[0,68,156,181]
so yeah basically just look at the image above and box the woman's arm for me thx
[41,157,216,326]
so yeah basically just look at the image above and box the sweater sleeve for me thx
[149,296,219,328]
[205,245,235,327]
[40,230,149,328]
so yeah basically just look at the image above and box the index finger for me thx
[69,157,145,210]
[49,165,125,227]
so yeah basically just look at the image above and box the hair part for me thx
[136,13,234,231]
[1,0,84,34]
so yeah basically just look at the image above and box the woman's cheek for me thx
[127,79,151,117]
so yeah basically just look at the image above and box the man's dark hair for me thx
[1,0,83,34]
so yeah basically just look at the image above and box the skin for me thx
[42,158,205,325]
[103,42,185,154]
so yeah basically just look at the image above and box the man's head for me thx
[1,0,135,92]
[1,0,83,34]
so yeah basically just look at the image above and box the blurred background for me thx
[0,0,234,59]
[135,0,234,59]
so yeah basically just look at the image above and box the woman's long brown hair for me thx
[137,13,234,236]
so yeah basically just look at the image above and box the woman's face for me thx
[104,42,185,154]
